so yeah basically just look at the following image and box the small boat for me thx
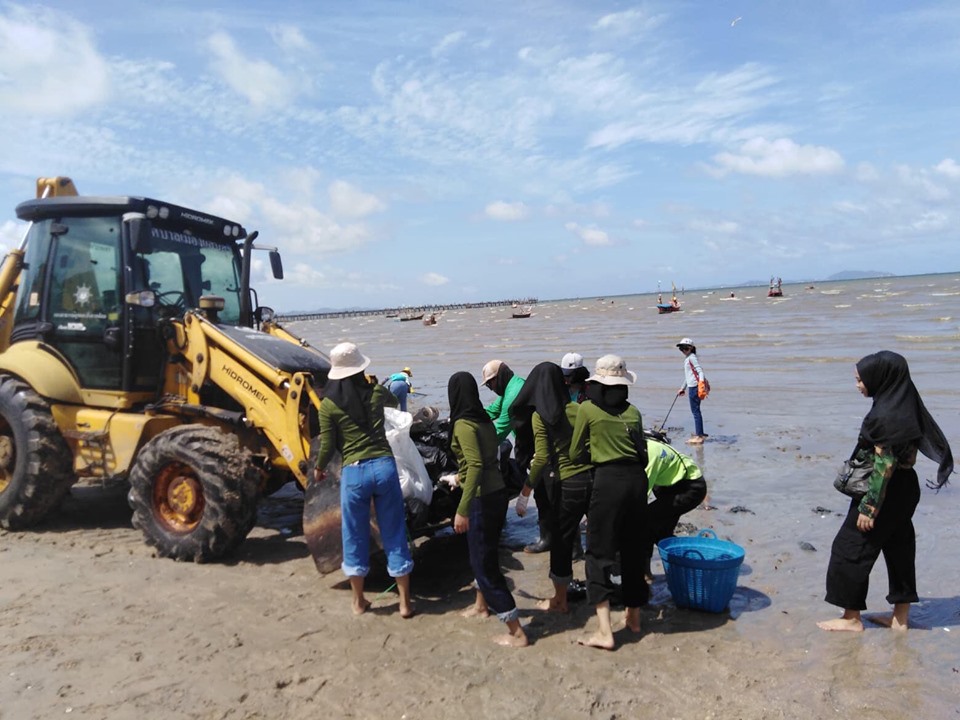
[512,305,534,318]
[422,314,437,326]
[385,311,399,318]
[657,303,682,314]
[768,277,784,297]
[399,313,424,322]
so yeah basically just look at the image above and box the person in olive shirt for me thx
[569,354,648,650]
[314,342,414,618]
[512,362,594,613]
[448,371,528,648]
[642,438,707,578]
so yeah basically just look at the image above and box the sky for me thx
[1,1,959,312]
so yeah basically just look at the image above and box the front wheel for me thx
[128,425,261,562]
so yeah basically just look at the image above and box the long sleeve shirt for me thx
[527,404,593,488]
[569,400,645,466]
[683,353,706,388]
[315,385,398,469]
[484,375,525,442]
[451,418,505,516]
[858,444,917,519]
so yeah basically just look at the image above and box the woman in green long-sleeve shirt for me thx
[448,371,527,648]
[569,354,648,651]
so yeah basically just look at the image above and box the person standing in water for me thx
[676,338,709,444]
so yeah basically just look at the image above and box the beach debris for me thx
[812,506,832,514]
[798,541,817,552]
[729,505,755,514]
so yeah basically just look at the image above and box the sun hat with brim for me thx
[328,342,371,380]
[676,337,695,348]
[588,354,637,386]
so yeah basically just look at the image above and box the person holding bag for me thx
[818,351,953,632]
[676,338,709,444]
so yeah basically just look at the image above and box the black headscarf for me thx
[487,362,515,397]
[856,350,953,488]
[585,380,630,416]
[324,371,374,433]
[448,371,493,425]
[511,362,570,469]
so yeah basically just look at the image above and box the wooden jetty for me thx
[278,298,538,322]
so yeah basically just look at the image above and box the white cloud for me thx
[485,201,529,221]
[286,262,327,286]
[206,31,297,107]
[593,9,666,37]
[0,5,109,114]
[0,219,24,252]
[689,219,739,234]
[833,201,868,214]
[328,181,386,218]
[420,272,449,286]
[934,158,960,179]
[911,211,948,232]
[709,137,844,177]
[432,31,466,58]
[565,222,611,246]
[270,24,311,53]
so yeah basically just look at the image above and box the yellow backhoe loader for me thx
[0,177,331,561]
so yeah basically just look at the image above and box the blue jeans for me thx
[388,381,409,411]
[687,386,704,436]
[466,489,518,623]
[340,455,414,578]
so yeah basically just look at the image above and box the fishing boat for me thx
[768,277,784,297]
[422,313,437,326]
[512,305,534,318]
[399,313,424,322]
[656,281,682,313]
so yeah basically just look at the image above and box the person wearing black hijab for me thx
[819,351,953,632]
[511,362,594,613]
[447,371,527,647]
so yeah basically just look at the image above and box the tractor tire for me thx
[128,424,261,562]
[0,374,75,530]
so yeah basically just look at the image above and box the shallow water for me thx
[285,273,960,711]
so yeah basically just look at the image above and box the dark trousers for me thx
[532,470,557,543]
[466,489,518,621]
[549,470,592,583]
[585,462,648,608]
[825,468,921,610]
[644,477,708,561]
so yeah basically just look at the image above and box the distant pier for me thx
[278,298,538,322]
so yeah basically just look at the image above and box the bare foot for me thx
[460,605,490,619]
[494,629,529,647]
[536,598,569,614]
[686,436,704,445]
[865,614,908,631]
[578,632,615,650]
[624,608,641,633]
[817,617,863,632]
[400,603,416,619]
[352,598,371,616]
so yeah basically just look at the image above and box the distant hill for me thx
[826,270,895,281]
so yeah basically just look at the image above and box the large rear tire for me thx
[0,374,74,530]
[128,425,261,562]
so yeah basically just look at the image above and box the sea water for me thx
[287,273,960,713]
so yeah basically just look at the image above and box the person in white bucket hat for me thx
[314,342,414,618]
[570,354,649,650]
[675,338,709,444]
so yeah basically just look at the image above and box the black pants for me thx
[585,462,648,608]
[825,468,921,610]
[549,470,592,583]
[532,470,557,543]
[643,477,707,561]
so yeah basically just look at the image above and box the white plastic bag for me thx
[384,407,433,506]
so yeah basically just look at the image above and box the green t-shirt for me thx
[569,400,644,466]
[484,375,525,442]
[451,417,505,516]
[315,384,398,469]
[528,403,593,487]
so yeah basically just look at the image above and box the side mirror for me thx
[124,213,152,254]
[256,306,276,324]
[269,250,283,280]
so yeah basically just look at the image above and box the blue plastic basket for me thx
[657,529,745,613]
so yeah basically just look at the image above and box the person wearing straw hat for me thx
[385,366,414,411]
[676,337,709,444]
[570,354,649,650]
[314,342,414,618]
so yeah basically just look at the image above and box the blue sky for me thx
[1,1,958,311]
